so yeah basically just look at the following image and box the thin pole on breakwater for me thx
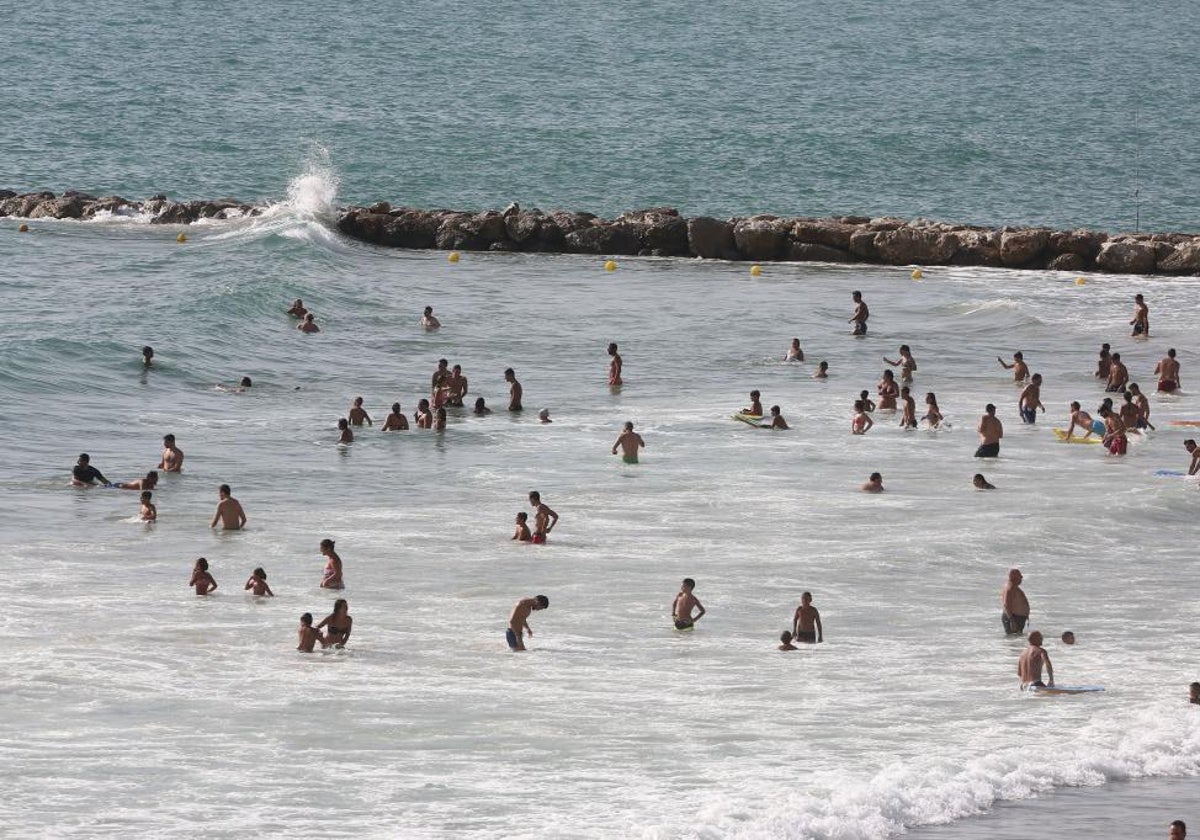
[1133,106,1142,233]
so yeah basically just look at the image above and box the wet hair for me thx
[1061,631,1075,643]
[818,361,828,369]
[534,595,549,608]
[624,421,633,430]
[869,472,882,481]
[320,538,335,550]
[79,453,90,462]
[801,591,812,600]
[985,403,996,413]
[1169,348,1176,357]
[392,402,401,413]
[882,369,894,379]
[337,418,348,429]
[925,392,937,404]
[1112,352,1121,361]
[333,598,348,614]
[240,376,252,387]
[474,397,487,409]
[538,408,550,419]
[770,405,780,415]
[1185,439,1196,447]
[163,434,175,443]
[354,396,363,405]
[899,344,910,353]
[973,473,985,481]
[1070,401,1080,410]
[852,290,862,298]
[900,386,911,396]
[1013,351,1022,359]
[1031,372,1041,381]
[253,567,266,579]
[424,306,433,315]
[515,511,527,522]
[1028,630,1043,644]
[438,358,448,366]
[140,491,152,501]
[453,364,461,373]
[219,484,231,496]
[418,398,430,409]
[608,342,618,353]
[142,346,154,356]
[505,368,515,377]
[860,390,870,399]
[682,578,695,589]
[750,390,760,399]
[529,491,541,503]
[195,557,208,570]
[300,613,313,625]
[1170,820,1185,832]
[780,630,793,643]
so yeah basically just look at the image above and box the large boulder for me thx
[687,216,736,259]
[873,226,959,264]
[1156,239,1200,274]
[1095,239,1156,274]
[1048,229,1106,260]
[792,220,858,249]
[384,210,440,249]
[563,222,639,255]
[618,208,688,256]
[550,210,596,236]
[999,228,1050,266]
[28,194,86,219]
[950,229,1001,265]
[848,230,881,260]
[337,210,390,245]
[734,218,787,261]
[150,201,194,224]
[1047,252,1086,272]
[436,212,490,250]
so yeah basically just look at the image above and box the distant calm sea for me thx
[2,2,1198,838]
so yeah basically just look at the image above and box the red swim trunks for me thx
[1159,380,1178,393]
[531,533,546,545]
[1108,436,1128,455]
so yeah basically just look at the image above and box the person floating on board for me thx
[741,390,763,417]
[1001,568,1030,635]
[507,595,549,651]
[792,592,823,644]
[1064,401,1101,440]
[1018,630,1054,689]
[672,578,706,631]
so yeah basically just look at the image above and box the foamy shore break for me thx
[6,188,1200,275]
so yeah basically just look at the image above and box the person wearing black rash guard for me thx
[71,453,110,486]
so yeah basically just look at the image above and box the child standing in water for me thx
[297,613,324,652]
[244,567,274,597]
[851,400,874,435]
[190,558,217,596]
[139,491,157,521]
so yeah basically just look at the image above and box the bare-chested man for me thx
[348,397,372,427]
[287,299,307,318]
[528,491,558,544]
[1156,348,1181,393]
[1106,352,1129,392]
[1018,631,1054,689]
[612,421,646,463]
[1018,373,1044,424]
[672,578,706,630]
[420,306,441,330]
[297,313,320,333]
[975,404,1003,458]
[447,365,468,407]
[849,290,869,336]
[1100,407,1128,456]
[506,595,549,651]
[899,386,917,429]
[381,402,409,431]
[1130,293,1149,337]
[762,405,789,430]
[159,434,184,472]
[997,351,1030,382]
[608,342,623,387]
[210,484,247,530]
[862,472,884,493]
[792,592,823,643]
[1095,343,1112,380]
[1184,440,1200,476]
[505,368,523,412]
[1000,568,1030,635]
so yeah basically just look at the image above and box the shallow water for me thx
[2,188,1198,836]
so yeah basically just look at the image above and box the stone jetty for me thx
[4,189,1199,275]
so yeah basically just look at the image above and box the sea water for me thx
[1,169,1198,837]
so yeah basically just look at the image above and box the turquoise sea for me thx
[2,2,1198,838]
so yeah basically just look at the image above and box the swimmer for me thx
[851,400,874,434]
[507,595,549,651]
[71,453,110,487]
[923,392,943,428]
[190,557,217,596]
[1156,348,1181,393]
[1064,401,1099,440]
[877,370,899,410]
[849,290,869,336]
[792,592,823,643]
[414,398,433,429]
[762,405,789,430]
[317,599,353,648]
[1095,343,1112,380]
[1099,407,1128,456]
[244,567,274,597]
[608,342,623,387]
[319,539,344,590]
[447,364,468,406]
[1061,631,1075,645]
[862,472,884,493]
[1018,374,1044,424]
[159,434,184,473]
[529,491,558,544]
[672,578,706,630]
[785,338,804,362]
[1170,819,1187,840]
[337,418,354,444]
[973,473,996,490]
[813,360,829,379]
[287,298,307,318]
[883,344,917,383]
[612,421,646,462]
[139,491,157,521]
[420,305,441,330]
[297,613,325,652]
[348,397,373,427]
[899,386,917,429]
[505,368,523,412]
[210,484,247,530]
[859,390,876,413]
[537,408,552,424]
[1001,568,1029,635]
[297,312,320,333]
[512,512,532,542]
[215,376,253,393]
[381,402,409,431]
[433,407,448,431]
[975,403,1003,458]
[1184,440,1200,476]
[431,359,451,406]
[1130,293,1149,337]
[474,396,492,415]
[778,631,798,651]
[742,390,763,417]
[141,345,154,368]
[1106,352,1129,392]
[1190,683,1200,706]
[997,351,1029,382]
[1017,631,1054,689]
[117,470,159,491]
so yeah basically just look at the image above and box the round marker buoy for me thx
[18,223,29,233]
[176,232,188,243]
[604,259,617,272]
[750,264,762,277]
[1075,276,1086,286]
[911,268,923,280]
[448,251,460,263]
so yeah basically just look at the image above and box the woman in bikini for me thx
[319,539,344,590]
[317,599,353,648]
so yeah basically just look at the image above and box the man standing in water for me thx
[1130,293,1149,337]
[528,491,558,544]
[672,578,706,630]
[420,306,441,330]
[975,404,1003,458]
[1018,631,1054,689]
[1185,440,1200,476]
[612,421,645,463]
[159,434,184,472]
[997,351,1029,382]
[505,368,523,412]
[210,484,247,530]
[607,342,623,387]
[792,592,823,643]
[1018,373,1044,424]
[507,595,549,651]
[849,290,869,336]
[1001,568,1030,635]
[1156,348,1181,393]
[1106,352,1129,392]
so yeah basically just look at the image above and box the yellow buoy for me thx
[604,259,617,272]
[1075,276,1086,286]
[18,223,29,233]
[176,232,188,243]
[448,251,460,263]
[749,264,762,277]
[911,268,923,280]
